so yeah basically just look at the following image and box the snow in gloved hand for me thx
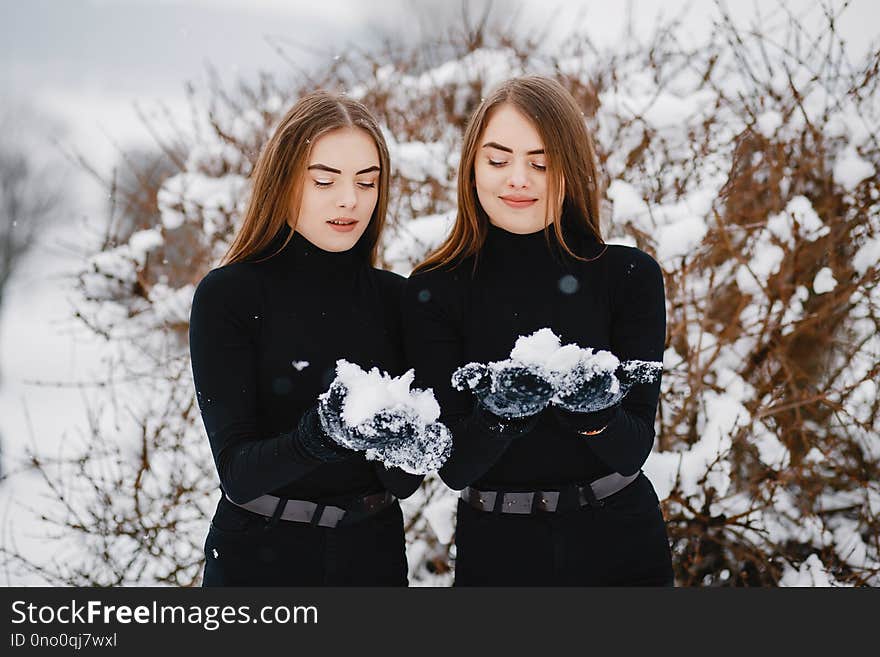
[532,329,662,412]
[452,328,662,416]
[318,360,451,474]
[451,329,559,419]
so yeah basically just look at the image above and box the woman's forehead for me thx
[309,127,380,170]
[481,104,544,152]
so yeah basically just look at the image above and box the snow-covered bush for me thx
[5,2,878,586]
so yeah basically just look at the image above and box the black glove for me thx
[295,405,356,463]
[471,399,542,440]
[551,361,623,437]
[371,419,453,474]
[554,357,663,414]
[552,362,635,414]
[552,359,662,435]
[353,407,421,451]
[453,362,554,420]
[316,380,360,445]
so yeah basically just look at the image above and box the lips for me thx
[499,195,538,209]
[327,217,358,233]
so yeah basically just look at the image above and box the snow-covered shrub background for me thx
[2,2,878,586]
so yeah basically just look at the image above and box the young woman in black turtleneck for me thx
[403,76,674,586]
[189,91,423,586]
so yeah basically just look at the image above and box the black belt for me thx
[225,490,396,528]
[461,472,639,514]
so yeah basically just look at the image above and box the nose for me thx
[506,159,530,189]
[336,181,358,209]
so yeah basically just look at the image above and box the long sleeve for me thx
[189,267,319,504]
[402,271,531,490]
[559,249,667,476]
[373,465,424,498]
[438,406,537,490]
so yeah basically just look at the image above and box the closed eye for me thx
[488,158,545,171]
[313,179,333,188]
[357,181,376,189]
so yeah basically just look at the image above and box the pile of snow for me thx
[336,360,440,426]
[453,327,662,404]
[323,360,452,474]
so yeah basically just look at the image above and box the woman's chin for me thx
[297,226,364,252]
[318,237,359,252]
[489,216,547,234]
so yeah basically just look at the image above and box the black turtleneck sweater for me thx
[189,228,423,505]
[402,221,666,490]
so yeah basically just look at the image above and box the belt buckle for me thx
[534,491,560,512]
[357,491,393,514]
[577,483,603,508]
[367,491,392,512]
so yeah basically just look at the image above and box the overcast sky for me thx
[3,0,878,156]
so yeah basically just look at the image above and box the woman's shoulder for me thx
[193,260,262,309]
[602,242,663,277]
[371,266,406,287]
[600,243,665,305]
[405,260,472,298]
[406,257,473,286]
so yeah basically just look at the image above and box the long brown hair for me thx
[415,76,604,273]
[222,91,390,266]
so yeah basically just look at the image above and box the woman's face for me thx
[474,103,549,234]
[291,127,380,252]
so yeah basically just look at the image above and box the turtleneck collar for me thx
[484,219,606,265]
[485,223,553,259]
[486,223,547,242]
[271,225,364,274]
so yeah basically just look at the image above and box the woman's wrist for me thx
[295,405,354,463]
[579,424,608,436]
[553,403,620,436]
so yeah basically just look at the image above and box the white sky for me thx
[1,0,877,168]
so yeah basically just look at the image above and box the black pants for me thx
[453,473,674,586]
[202,495,408,586]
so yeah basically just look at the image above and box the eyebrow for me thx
[482,142,545,155]
[307,163,381,175]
